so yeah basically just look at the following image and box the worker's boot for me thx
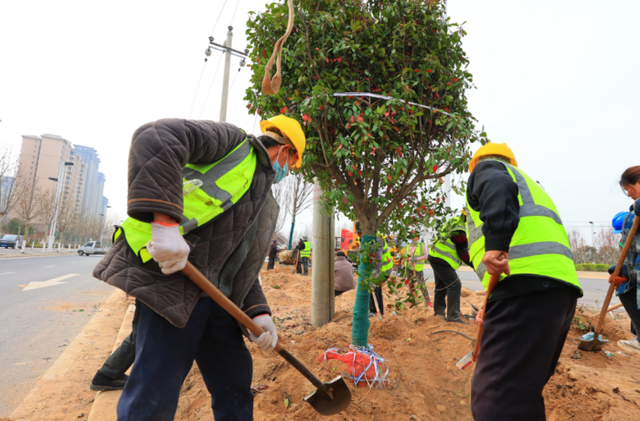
[618,338,640,355]
[90,370,129,391]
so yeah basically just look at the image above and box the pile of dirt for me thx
[174,266,640,420]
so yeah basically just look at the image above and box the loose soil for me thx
[175,265,640,421]
[4,267,638,421]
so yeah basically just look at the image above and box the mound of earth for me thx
[175,265,640,421]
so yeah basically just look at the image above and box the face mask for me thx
[272,147,288,183]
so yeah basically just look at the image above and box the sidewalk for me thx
[8,289,128,421]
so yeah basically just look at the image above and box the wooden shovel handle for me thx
[181,262,329,395]
[594,215,640,335]
[473,272,501,359]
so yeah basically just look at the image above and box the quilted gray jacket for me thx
[93,119,277,328]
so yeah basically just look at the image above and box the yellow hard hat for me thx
[468,142,517,173]
[260,115,306,168]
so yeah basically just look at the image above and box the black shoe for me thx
[447,318,467,324]
[90,370,129,391]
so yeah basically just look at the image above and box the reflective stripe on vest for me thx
[404,242,424,271]
[117,137,257,263]
[466,163,581,292]
[381,239,393,272]
[300,241,311,257]
[428,216,465,270]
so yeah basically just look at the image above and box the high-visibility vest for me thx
[428,216,466,270]
[300,241,311,258]
[381,239,393,273]
[115,137,257,263]
[404,242,425,271]
[466,163,581,292]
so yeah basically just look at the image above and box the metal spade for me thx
[182,262,352,415]
[578,216,639,352]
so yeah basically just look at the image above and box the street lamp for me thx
[99,205,112,246]
[48,161,74,252]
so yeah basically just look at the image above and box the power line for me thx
[210,0,229,37]
[189,0,229,118]
[199,56,224,119]
[188,63,207,118]
[230,1,241,27]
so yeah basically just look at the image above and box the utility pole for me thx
[219,26,233,122]
[311,180,335,326]
[205,28,248,123]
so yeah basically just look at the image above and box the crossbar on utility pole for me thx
[311,180,335,326]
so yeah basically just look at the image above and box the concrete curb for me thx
[0,251,79,259]
[86,304,136,421]
[9,289,127,421]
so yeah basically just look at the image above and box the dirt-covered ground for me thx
[173,265,640,421]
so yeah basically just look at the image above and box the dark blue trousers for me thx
[471,287,578,421]
[117,297,253,421]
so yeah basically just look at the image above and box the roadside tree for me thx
[247,0,485,344]
[0,147,20,231]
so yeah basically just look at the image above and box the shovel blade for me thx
[577,338,608,352]
[304,376,352,416]
[456,351,475,370]
[577,332,609,352]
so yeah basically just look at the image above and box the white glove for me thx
[249,315,278,351]
[146,222,190,274]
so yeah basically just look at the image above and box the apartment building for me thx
[12,134,108,225]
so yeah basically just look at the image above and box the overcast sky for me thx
[1,1,638,244]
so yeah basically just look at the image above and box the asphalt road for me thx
[422,267,621,309]
[0,253,115,417]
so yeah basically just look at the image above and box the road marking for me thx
[23,274,79,291]
[44,265,56,268]
[0,272,15,276]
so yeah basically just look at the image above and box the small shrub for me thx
[273,284,280,290]
[575,263,609,272]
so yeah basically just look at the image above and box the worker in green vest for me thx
[369,237,393,318]
[93,115,306,420]
[403,235,432,307]
[427,212,473,323]
[465,143,582,421]
[299,239,311,275]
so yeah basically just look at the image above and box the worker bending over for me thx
[466,143,582,421]
[608,166,640,355]
[427,212,472,323]
[93,116,305,421]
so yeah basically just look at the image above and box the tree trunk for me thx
[288,214,296,250]
[21,220,31,254]
[351,234,378,346]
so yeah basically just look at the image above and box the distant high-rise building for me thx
[73,145,101,217]
[96,172,106,217]
[1,176,15,227]
[12,134,108,226]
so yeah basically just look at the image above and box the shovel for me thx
[182,262,352,416]
[456,272,500,370]
[578,215,639,352]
